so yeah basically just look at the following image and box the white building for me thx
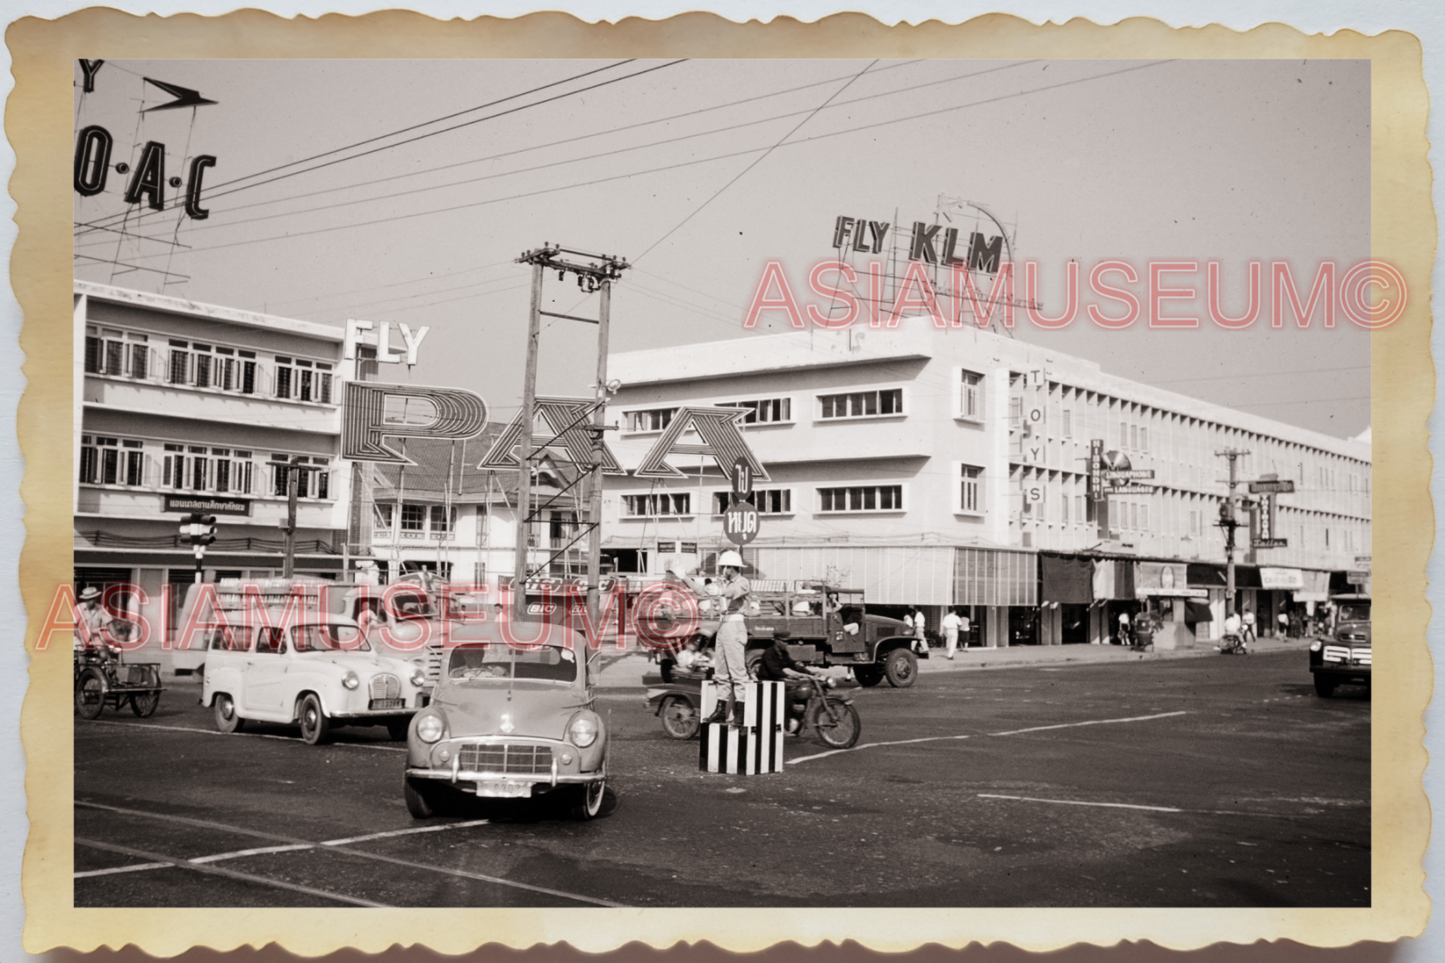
[600,323,1370,648]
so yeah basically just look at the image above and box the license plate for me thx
[475,781,532,798]
[370,698,404,710]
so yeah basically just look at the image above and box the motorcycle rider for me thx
[675,550,751,726]
[1222,608,1244,653]
[754,628,824,734]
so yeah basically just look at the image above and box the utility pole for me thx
[511,244,629,626]
[272,456,314,580]
[1216,448,1249,615]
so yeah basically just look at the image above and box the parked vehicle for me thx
[1309,594,1371,697]
[201,612,431,745]
[403,621,608,821]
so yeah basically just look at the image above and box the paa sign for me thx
[342,382,488,465]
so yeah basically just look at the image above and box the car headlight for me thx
[1309,641,1322,652]
[568,715,598,748]
[415,714,444,743]
[342,671,360,690]
[410,668,427,687]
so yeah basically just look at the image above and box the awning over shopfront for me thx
[1091,559,1135,601]
[1185,599,1214,622]
[1040,555,1092,604]
[1187,562,1261,590]
[1289,569,1330,602]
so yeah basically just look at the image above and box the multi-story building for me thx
[601,323,1370,648]
[73,281,351,642]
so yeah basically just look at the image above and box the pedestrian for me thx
[1116,609,1131,646]
[1241,609,1256,645]
[958,609,971,649]
[676,550,751,725]
[74,585,114,652]
[754,628,823,734]
[942,607,962,659]
[1277,609,1289,639]
[908,607,929,655]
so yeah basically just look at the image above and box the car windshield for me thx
[1337,602,1371,622]
[290,623,369,652]
[447,645,576,683]
[391,593,435,619]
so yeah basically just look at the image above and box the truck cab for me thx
[1309,594,1371,697]
[743,582,921,688]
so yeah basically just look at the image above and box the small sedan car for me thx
[202,614,432,744]
[403,622,607,820]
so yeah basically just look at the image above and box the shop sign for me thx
[1109,485,1156,495]
[1354,555,1372,570]
[1259,567,1305,590]
[1135,561,1205,598]
[1249,478,1296,494]
[1347,570,1370,585]
[164,494,250,516]
[830,215,1003,274]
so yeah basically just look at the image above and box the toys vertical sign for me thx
[74,61,221,282]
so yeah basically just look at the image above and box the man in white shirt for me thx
[941,608,962,659]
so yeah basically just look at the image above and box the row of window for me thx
[375,503,458,535]
[79,435,333,500]
[621,387,911,433]
[622,485,906,518]
[84,326,336,405]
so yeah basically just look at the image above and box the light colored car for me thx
[404,622,608,821]
[202,613,432,745]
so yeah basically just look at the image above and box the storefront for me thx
[1090,558,1136,645]
[1039,554,1092,646]
[1134,561,1207,650]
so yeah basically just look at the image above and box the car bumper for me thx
[1311,664,1371,684]
[406,736,604,795]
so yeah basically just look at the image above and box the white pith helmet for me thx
[717,550,744,570]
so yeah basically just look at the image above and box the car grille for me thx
[1339,632,1368,643]
[1323,645,1371,666]
[369,673,401,701]
[458,743,554,775]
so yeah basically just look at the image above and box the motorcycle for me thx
[646,673,861,749]
[1219,633,1249,655]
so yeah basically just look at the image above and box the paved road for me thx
[74,650,1369,907]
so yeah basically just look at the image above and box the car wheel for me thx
[659,695,700,740]
[806,698,861,749]
[853,665,885,687]
[130,689,160,718]
[75,669,106,720]
[213,693,244,732]
[883,648,918,688]
[298,693,331,745]
[386,718,410,741]
[404,777,439,819]
[1313,676,1337,698]
[571,779,605,821]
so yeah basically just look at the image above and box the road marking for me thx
[74,799,622,906]
[978,793,1184,813]
[787,734,971,764]
[189,843,315,864]
[787,711,1189,764]
[73,861,170,879]
[322,820,490,846]
[988,710,1187,736]
[75,838,390,907]
[80,718,408,752]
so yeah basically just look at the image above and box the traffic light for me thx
[179,513,217,546]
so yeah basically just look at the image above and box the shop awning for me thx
[1091,559,1135,601]
[1185,599,1214,622]
[1041,555,1092,604]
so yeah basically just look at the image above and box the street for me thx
[74,650,1370,908]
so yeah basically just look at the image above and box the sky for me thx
[73,57,1372,439]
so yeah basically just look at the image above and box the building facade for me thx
[600,323,1370,648]
[74,281,352,640]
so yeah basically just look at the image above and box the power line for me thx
[77,60,1174,267]
[74,60,684,239]
[75,60,1029,251]
[1143,363,1370,385]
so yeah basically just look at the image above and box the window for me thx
[1129,424,1138,450]
[624,408,677,433]
[1141,426,1149,453]
[623,493,692,517]
[1060,490,1069,524]
[1076,495,1085,523]
[1009,396,1022,429]
[1140,504,1149,530]
[718,398,791,424]
[1129,503,1138,530]
[274,358,293,400]
[400,504,427,532]
[818,388,903,419]
[713,489,792,515]
[959,465,982,513]
[431,505,456,534]
[192,344,213,388]
[78,435,144,486]
[375,503,394,531]
[959,371,983,420]
[1120,420,1128,448]
[818,485,904,513]
[1061,408,1072,439]
[128,334,148,379]
[168,340,190,384]
[190,446,210,490]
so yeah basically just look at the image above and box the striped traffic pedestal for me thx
[698,680,786,775]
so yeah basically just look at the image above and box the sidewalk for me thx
[595,635,1317,689]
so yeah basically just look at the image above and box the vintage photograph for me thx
[70,56,1376,909]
